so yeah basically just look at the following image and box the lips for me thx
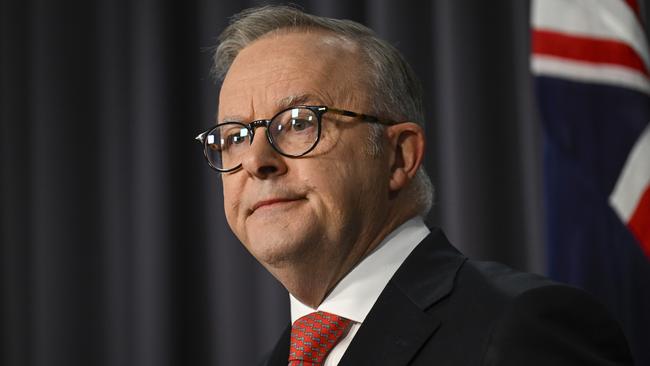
[250,197,303,213]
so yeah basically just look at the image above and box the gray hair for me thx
[213,5,434,216]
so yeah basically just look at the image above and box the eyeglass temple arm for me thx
[195,131,208,143]
[326,107,395,126]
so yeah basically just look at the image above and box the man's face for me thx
[218,31,392,278]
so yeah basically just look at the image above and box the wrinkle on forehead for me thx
[219,92,334,123]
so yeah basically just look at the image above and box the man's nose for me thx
[240,129,288,178]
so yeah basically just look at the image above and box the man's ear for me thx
[386,122,426,192]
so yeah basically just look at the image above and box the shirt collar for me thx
[290,216,430,324]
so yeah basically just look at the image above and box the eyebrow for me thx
[276,93,320,110]
[218,93,324,123]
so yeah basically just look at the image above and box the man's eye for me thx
[227,133,247,145]
[291,118,315,131]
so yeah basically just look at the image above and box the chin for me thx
[242,205,320,261]
[245,227,318,268]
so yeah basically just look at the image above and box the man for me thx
[196,5,633,366]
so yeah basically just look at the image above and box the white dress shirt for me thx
[289,216,430,365]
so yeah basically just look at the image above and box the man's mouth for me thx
[250,197,304,213]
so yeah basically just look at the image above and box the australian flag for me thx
[531,0,650,364]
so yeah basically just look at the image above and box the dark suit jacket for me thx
[262,228,633,365]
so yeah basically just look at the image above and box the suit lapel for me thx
[337,281,441,365]
[339,228,466,366]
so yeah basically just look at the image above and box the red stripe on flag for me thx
[628,185,650,260]
[532,30,650,77]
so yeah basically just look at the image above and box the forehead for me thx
[218,30,368,120]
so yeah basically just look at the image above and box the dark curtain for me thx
[1,1,635,365]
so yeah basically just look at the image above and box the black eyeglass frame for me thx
[195,105,396,173]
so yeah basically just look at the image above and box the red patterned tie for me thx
[288,311,352,365]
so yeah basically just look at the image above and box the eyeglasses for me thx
[195,105,395,172]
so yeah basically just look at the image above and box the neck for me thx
[269,211,414,308]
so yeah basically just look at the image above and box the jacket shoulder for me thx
[456,259,561,302]
[449,260,633,365]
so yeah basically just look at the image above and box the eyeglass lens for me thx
[205,107,320,171]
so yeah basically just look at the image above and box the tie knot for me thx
[289,311,352,365]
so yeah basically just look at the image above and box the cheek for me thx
[336,154,388,206]
[316,162,363,215]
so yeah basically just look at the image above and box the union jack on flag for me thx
[531,0,650,364]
